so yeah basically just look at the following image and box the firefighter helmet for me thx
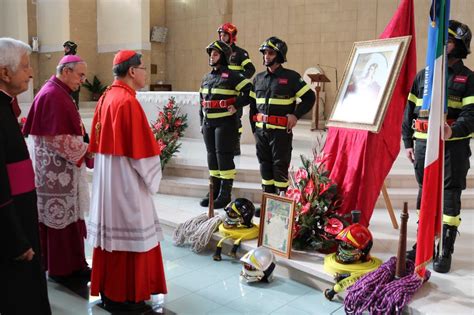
[63,40,77,55]
[259,36,287,63]
[218,23,238,44]
[448,20,471,57]
[206,40,232,65]
[335,223,373,264]
[224,198,255,228]
[240,247,276,283]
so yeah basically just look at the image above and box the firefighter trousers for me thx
[254,127,293,189]
[414,138,471,226]
[202,116,238,179]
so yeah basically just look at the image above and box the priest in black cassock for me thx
[0,37,51,315]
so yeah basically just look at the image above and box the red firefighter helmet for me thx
[218,23,238,44]
[335,223,373,264]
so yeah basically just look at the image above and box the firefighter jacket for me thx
[402,60,474,149]
[228,43,256,79]
[249,65,316,132]
[199,66,252,125]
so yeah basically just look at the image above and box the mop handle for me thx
[395,202,409,278]
[208,176,215,218]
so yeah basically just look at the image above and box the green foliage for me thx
[150,97,188,169]
[82,75,107,98]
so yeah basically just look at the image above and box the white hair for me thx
[0,37,32,72]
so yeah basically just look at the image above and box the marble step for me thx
[158,175,474,210]
[163,160,474,189]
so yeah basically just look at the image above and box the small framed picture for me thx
[258,193,296,259]
[327,36,411,133]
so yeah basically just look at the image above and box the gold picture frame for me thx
[258,193,296,259]
[327,36,412,133]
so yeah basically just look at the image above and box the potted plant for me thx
[82,75,107,101]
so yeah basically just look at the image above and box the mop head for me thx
[172,213,224,253]
[344,256,430,315]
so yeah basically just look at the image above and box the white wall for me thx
[0,0,28,42]
[37,0,70,52]
[97,0,150,52]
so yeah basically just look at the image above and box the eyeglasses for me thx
[133,66,147,71]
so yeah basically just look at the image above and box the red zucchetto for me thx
[113,50,137,66]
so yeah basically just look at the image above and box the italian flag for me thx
[415,0,450,278]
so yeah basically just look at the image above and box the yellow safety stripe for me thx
[443,214,461,227]
[261,179,274,185]
[209,170,220,177]
[255,122,286,130]
[274,180,289,188]
[228,65,243,71]
[448,99,463,109]
[206,111,234,119]
[210,88,239,96]
[200,88,209,94]
[214,41,223,51]
[241,58,252,66]
[220,169,236,179]
[256,98,295,105]
[267,40,279,51]
[231,203,242,216]
[448,28,457,37]
[250,91,256,99]
[414,131,472,141]
[408,93,423,106]
[462,96,474,106]
[295,84,311,98]
[238,127,243,133]
[235,79,251,91]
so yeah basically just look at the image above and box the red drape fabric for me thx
[322,0,417,226]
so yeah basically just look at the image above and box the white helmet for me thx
[240,247,276,283]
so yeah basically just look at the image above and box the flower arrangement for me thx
[150,97,188,169]
[286,142,347,253]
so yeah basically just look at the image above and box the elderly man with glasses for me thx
[23,55,93,283]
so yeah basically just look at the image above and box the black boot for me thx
[255,184,276,217]
[234,133,241,156]
[433,225,458,273]
[200,176,221,207]
[213,179,233,209]
[406,243,417,261]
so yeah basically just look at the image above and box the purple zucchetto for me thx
[58,55,84,65]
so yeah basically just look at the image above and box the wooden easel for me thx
[381,182,399,229]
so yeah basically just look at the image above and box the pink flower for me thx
[295,168,308,183]
[165,101,174,109]
[286,188,302,203]
[300,202,311,215]
[157,139,167,151]
[319,182,331,196]
[167,111,173,121]
[304,178,315,197]
[164,124,170,130]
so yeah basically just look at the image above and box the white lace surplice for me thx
[87,154,164,253]
[29,135,89,229]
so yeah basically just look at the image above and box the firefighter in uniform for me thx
[218,23,256,156]
[250,37,315,215]
[199,40,252,209]
[402,20,474,273]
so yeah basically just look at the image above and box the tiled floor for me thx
[47,234,344,315]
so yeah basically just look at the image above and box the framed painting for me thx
[258,193,296,259]
[326,36,412,132]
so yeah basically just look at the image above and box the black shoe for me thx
[73,266,91,280]
[213,179,233,209]
[433,254,452,273]
[199,176,220,207]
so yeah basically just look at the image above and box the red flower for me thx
[300,202,311,215]
[167,111,172,121]
[304,178,315,197]
[319,182,331,196]
[324,218,344,235]
[174,118,182,128]
[165,101,174,109]
[292,223,301,239]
